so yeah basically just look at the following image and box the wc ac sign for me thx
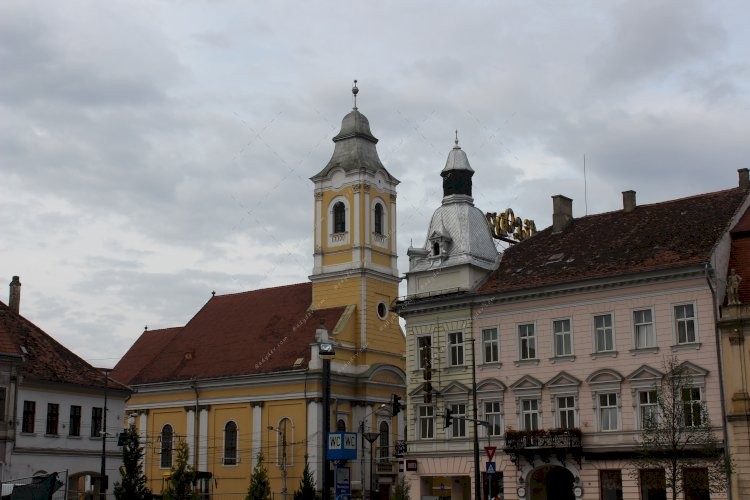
[327,432,358,460]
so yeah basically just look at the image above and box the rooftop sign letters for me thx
[486,208,536,243]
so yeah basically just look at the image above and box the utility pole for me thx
[100,369,109,499]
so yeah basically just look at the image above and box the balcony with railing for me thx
[503,428,582,467]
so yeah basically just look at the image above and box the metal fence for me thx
[1,470,68,500]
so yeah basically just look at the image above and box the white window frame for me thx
[371,198,388,239]
[483,401,503,437]
[449,403,467,438]
[638,390,658,429]
[448,331,465,366]
[594,313,615,353]
[482,327,499,364]
[674,304,697,344]
[682,387,704,428]
[326,196,350,247]
[520,399,540,430]
[418,405,434,439]
[598,393,620,431]
[633,308,655,349]
[222,420,239,466]
[160,423,174,469]
[518,323,536,360]
[556,395,577,429]
[553,318,573,357]
[417,335,432,370]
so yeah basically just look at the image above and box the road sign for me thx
[335,465,351,500]
[327,432,358,460]
[484,445,497,461]
[485,461,496,475]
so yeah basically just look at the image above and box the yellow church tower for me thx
[310,81,402,355]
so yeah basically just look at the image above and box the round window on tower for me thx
[377,302,388,320]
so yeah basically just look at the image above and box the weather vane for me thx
[352,80,359,109]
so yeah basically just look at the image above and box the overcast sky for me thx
[2,1,749,368]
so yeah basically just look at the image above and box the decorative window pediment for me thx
[546,371,581,392]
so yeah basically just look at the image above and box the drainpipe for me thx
[191,381,199,471]
[705,263,733,500]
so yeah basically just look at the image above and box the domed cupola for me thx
[313,81,392,179]
[441,133,474,200]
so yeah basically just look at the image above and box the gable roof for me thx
[0,301,129,392]
[113,282,347,385]
[479,187,748,296]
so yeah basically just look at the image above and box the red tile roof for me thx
[112,282,346,385]
[0,301,130,392]
[479,187,748,296]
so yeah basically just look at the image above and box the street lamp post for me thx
[268,425,289,500]
[319,338,335,500]
[363,432,380,500]
[100,369,109,499]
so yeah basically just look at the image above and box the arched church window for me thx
[378,421,389,462]
[333,202,346,233]
[374,203,384,235]
[336,419,346,431]
[160,424,173,468]
[224,421,237,465]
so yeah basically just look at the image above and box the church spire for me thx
[441,131,474,200]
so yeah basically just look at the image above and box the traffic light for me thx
[444,408,453,428]
[423,381,432,403]
[392,394,402,416]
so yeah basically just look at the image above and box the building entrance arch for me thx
[528,465,575,500]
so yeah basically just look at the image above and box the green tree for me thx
[113,424,152,500]
[630,356,732,500]
[293,455,316,500]
[392,474,411,500]
[246,451,272,500]
[162,440,197,500]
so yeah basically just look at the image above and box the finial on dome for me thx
[352,80,359,110]
[454,130,460,148]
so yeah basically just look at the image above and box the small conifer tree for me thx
[247,451,272,500]
[293,455,316,500]
[114,424,152,500]
[162,440,197,500]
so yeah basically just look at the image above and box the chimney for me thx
[552,195,573,233]
[622,190,636,213]
[9,276,21,314]
[739,168,749,189]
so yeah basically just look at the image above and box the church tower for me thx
[310,82,401,352]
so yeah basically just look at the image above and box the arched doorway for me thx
[528,465,575,500]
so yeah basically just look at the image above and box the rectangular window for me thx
[634,309,655,348]
[599,470,624,500]
[599,393,619,431]
[448,332,464,366]
[449,403,466,438]
[682,387,703,427]
[594,314,614,352]
[553,319,572,357]
[0,387,6,421]
[683,467,710,500]
[675,304,696,344]
[22,401,35,433]
[46,403,59,435]
[521,399,539,430]
[417,336,432,370]
[419,406,434,439]
[639,469,666,500]
[482,328,499,363]
[519,324,536,360]
[91,407,103,437]
[639,390,658,428]
[556,396,576,429]
[484,401,503,436]
[69,405,82,437]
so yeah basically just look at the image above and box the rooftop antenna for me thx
[584,154,589,216]
[352,80,358,110]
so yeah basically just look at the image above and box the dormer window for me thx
[433,242,440,256]
[333,202,346,233]
[374,203,384,235]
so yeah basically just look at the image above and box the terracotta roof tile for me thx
[0,301,130,391]
[479,187,748,296]
[115,282,346,385]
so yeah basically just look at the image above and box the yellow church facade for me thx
[113,84,406,499]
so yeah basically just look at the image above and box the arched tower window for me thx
[378,421,390,462]
[336,419,346,431]
[333,202,346,233]
[224,421,238,465]
[374,203,384,235]
[160,424,173,468]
